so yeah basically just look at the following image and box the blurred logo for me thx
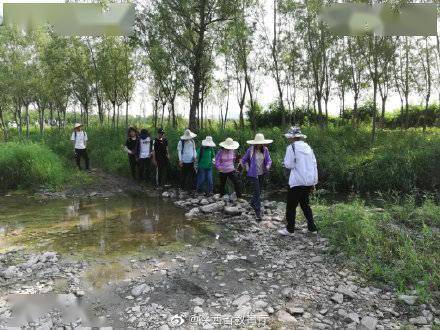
[169,314,185,327]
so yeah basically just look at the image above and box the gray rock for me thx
[232,294,251,307]
[358,316,378,330]
[191,297,205,306]
[331,293,344,304]
[185,207,200,218]
[200,201,225,213]
[409,316,428,325]
[40,252,58,263]
[286,306,304,316]
[131,284,147,297]
[162,191,170,198]
[398,294,417,305]
[276,310,297,323]
[200,199,209,205]
[224,206,242,216]
[234,305,251,318]
[1,266,20,279]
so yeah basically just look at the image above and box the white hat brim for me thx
[247,139,273,145]
[285,133,306,139]
[219,141,239,150]
[180,133,197,140]
[202,141,216,147]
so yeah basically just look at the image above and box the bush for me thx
[317,199,440,294]
[0,142,67,190]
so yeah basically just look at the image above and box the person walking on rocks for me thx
[137,129,154,183]
[241,133,273,221]
[177,129,197,191]
[153,128,170,187]
[71,123,90,171]
[124,127,139,180]
[196,136,216,195]
[215,138,242,198]
[279,127,318,236]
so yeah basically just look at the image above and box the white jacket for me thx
[283,141,318,188]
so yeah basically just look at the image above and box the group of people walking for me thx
[72,123,318,236]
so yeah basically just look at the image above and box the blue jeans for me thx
[196,168,213,193]
[250,175,265,217]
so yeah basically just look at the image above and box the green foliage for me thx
[0,142,67,190]
[317,199,440,293]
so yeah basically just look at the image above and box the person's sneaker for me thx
[278,228,295,237]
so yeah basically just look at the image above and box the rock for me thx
[232,294,251,307]
[310,256,323,263]
[191,297,205,306]
[409,316,428,325]
[74,290,85,297]
[358,316,378,330]
[162,191,170,198]
[224,206,242,216]
[200,198,209,205]
[1,266,20,279]
[398,294,417,305]
[131,284,147,297]
[286,306,304,316]
[185,207,200,218]
[347,312,360,324]
[200,201,225,213]
[194,306,204,314]
[337,285,357,299]
[40,252,58,263]
[234,305,251,318]
[281,287,293,299]
[331,293,344,304]
[254,300,268,309]
[276,310,297,323]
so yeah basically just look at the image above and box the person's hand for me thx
[179,161,183,168]
[311,185,315,193]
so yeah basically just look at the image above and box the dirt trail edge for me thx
[1,185,438,329]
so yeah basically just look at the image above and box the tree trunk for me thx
[112,102,116,129]
[25,104,30,139]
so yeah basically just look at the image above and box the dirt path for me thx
[1,182,438,329]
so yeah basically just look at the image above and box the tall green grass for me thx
[317,199,440,295]
[0,142,67,190]
[12,124,440,194]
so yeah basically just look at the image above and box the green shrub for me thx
[0,142,67,190]
[318,200,440,294]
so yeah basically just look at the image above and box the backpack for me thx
[283,143,296,179]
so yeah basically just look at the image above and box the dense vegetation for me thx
[318,197,440,298]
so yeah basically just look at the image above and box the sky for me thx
[2,0,438,120]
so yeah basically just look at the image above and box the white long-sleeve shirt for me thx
[283,141,318,188]
[177,139,196,163]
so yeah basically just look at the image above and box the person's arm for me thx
[177,140,183,163]
[83,132,88,148]
[312,150,318,186]
[124,140,133,155]
[193,141,197,163]
[71,132,75,147]
[215,150,222,171]
[264,148,272,170]
[284,145,295,170]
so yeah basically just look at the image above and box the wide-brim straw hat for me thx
[74,123,82,129]
[202,136,216,147]
[219,137,239,150]
[284,126,307,139]
[247,133,273,145]
[180,129,197,140]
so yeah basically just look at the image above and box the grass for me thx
[316,198,440,298]
[0,142,68,190]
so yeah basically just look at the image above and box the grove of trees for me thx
[0,0,439,142]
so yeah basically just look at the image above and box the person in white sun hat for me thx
[241,133,273,221]
[70,123,90,171]
[196,136,216,195]
[215,137,242,198]
[278,126,318,237]
[177,129,197,191]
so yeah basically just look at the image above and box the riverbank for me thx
[1,184,439,329]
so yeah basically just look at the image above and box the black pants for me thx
[128,155,137,179]
[181,162,196,191]
[219,171,242,198]
[249,174,265,217]
[156,161,168,186]
[75,148,89,170]
[286,186,317,233]
[138,158,152,182]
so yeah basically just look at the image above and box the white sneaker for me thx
[278,228,295,237]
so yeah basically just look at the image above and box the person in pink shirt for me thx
[215,138,242,198]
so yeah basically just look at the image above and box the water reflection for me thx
[0,195,215,258]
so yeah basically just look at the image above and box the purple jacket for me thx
[241,146,272,178]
